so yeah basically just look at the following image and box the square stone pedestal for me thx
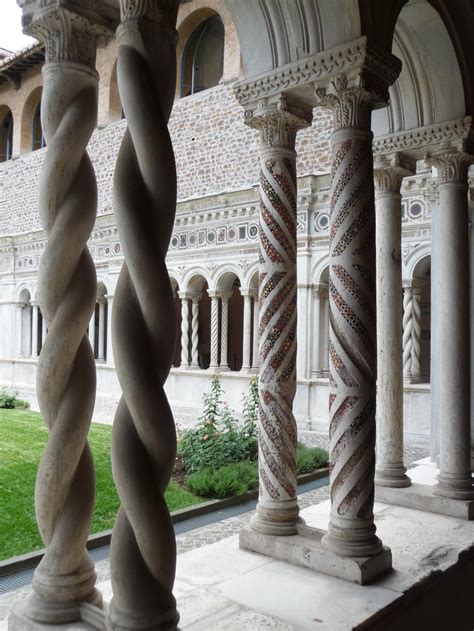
[375,463,474,520]
[8,603,105,631]
[240,523,392,586]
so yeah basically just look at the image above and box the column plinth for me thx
[374,154,414,489]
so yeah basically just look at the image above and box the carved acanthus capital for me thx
[118,0,179,43]
[426,146,474,185]
[316,74,387,131]
[21,2,110,67]
[244,94,312,150]
[374,153,416,194]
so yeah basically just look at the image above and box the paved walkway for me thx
[0,442,429,624]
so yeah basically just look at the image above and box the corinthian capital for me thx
[374,153,416,194]
[18,1,114,67]
[244,94,312,150]
[426,146,474,185]
[316,74,387,131]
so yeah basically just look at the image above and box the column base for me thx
[433,474,474,501]
[9,599,104,631]
[251,499,300,536]
[107,600,179,631]
[240,523,392,585]
[375,465,411,488]
[375,482,474,519]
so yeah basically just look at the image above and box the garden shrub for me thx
[296,442,328,474]
[0,388,30,410]
[187,462,258,498]
[178,375,258,474]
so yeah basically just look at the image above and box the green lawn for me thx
[0,409,203,561]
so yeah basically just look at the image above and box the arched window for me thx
[32,103,46,151]
[181,15,224,97]
[0,110,13,162]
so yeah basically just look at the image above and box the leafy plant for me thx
[178,375,258,474]
[296,442,328,474]
[0,388,29,410]
[187,462,258,498]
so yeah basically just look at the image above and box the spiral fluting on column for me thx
[402,288,413,380]
[220,294,230,368]
[107,2,180,629]
[254,151,299,533]
[209,293,220,367]
[180,295,190,367]
[191,299,200,366]
[29,63,100,621]
[322,132,382,558]
[410,289,422,381]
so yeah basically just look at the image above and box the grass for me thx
[0,409,204,561]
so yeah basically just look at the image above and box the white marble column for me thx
[374,155,414,489]
[402,284,414,382]
[31,300,39,358]
[88,307,96,359]
[317,74,390,560]
[41,312,47,346]
[218,290,232,370]
[319,284,329,375]
[97,299,106,361]
[108,1,180,629]
[15,303,23,357]
[311,286,322,376]
[251,290,259,369]
[11,1,106,625]
[427,148,474,500]
[245,96,311,535]
[208,290,220,369]
[105,294,114,367]
[190,294,201,368]
[241,289,252,371]
[178,291,190,368]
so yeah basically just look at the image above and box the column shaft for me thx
[402,286,413,382]
[31,302,39,358]
[190,297,200,368]
[311,288,321,375]
[374,157,413,488]
[252,294,259,368]
[105,294,115,367]
[89,307,96,359]
[219,292,231,370]
[410,286,422,383]
[428,149,474,499]
[179,294,190,367]
[209,292,220,368]
[241,293,252,370]
[319,287,329,374]
[98,301,106,361]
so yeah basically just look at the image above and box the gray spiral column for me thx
[246,96,311,535]
[13,1,107,624]
[317,75,389,558]
[107,2,180,630]
[373,155,414,489]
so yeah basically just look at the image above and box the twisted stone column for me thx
[427,147,474,500]
[16,3,105,623]
[246,96,311,535]
[190,294,201,368]
[219,290,232,370]
[402,285,414,382]
[178,291,190,368]
[374,155,414,489]
[317,75,387,558]
[208,290,220,369]
[241,289,252,371]
[410,284,422,383]
[108,2,180,629]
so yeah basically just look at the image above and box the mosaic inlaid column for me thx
[427,148,474,500]
[246,96,311,535]
[31,300,39,358]
[179,291,190,368]
[208,290,220,369]
[14,2,105,623]
[190,294,201,368]
[251,290,259,369]
[317,75,386,557]
[374,156,414,489]
[108,1,180,629]
[241,289,252,371]
[219,290,232,370]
